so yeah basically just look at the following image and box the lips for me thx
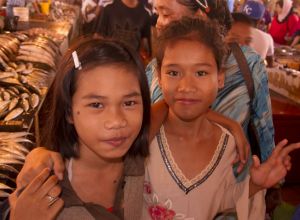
[103,137,127,147]
[176,98,201,105]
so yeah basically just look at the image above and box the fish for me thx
[2,91,11,101]
[0,77,22,86]
[0,164,19,173]
[30,93,39,109]
[20,93,29,99]
[0,148,27,159]
[19,75,28,84]
[21,98,30,112]
[0,190,11,197]
[8,86,20,95]
[0,100,10,112]
[0,183,13,190]
[23,82,41,95]
[0,173,17,183]
[16,63,26,72]
[4,107,23,121]
[19,44,55,60]
[0,153,25,162]
[8,97,19,111]
[0,131,31,140]
[16,55,56,70]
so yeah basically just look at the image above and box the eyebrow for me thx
[163,63,214,68]
[82,91,141,100]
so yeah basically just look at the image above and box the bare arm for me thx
[207,110,250,172]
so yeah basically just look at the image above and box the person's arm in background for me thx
[291,35,300,47]
[140,9,152,60]
[266,34,275,67]
[287,14,299,39]
[93,3,109,36]
[249,49,275,162]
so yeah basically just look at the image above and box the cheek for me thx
[128,107,144,136]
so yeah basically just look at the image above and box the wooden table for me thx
[271,91,300,183]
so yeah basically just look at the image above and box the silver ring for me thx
[46,194,59,206]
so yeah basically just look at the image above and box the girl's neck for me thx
[164,110,212,140]
[74,143,124,174]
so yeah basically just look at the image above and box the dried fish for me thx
[0,150,26,161]
[8,86,19,95]
[0,164,19,173]
[0,190,11,197]
[0,158,24,164]
[16,63,26,72]
[2,91,11,101]
[4,107,23,121]
[8,97,18,111]
[0,72,17,80]
[0,183,13,190]
[30,93,39,109]
[0,131,30,140]
[0,77,21,86]
[1,152,25,161]
[0,173,16,183]
[0,100,10,112]
[20,93,29,99]
[21,98,30,112]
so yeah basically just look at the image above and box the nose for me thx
[156,16,167,33]
[104,108,127,130]
[177,75,196,93]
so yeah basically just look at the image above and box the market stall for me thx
[0,2,80,199]
[267,46,300,184]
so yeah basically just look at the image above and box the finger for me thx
[286,163,292,171]
[16,162,51,189]
[244,142,250,163]
[272,139,289,157]
[51,152,65,180]
[232,153,239,164]
[36,175,59,199]
[280,142,300,158]
[48,198,64,219]
[283,155,291,167]
[47,184,62,198]
[236,162,245,174]
[24,168,51,194]
[252,155,261,168]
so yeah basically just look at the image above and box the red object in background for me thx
[271,92,300,184]
[0,8,6,17]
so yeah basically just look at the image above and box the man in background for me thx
[226,1,274,67]
[94,0,152,58]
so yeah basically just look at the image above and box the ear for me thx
[217,69,225,89]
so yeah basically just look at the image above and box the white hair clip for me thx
[72,51,82,70]
[195,0,210,13]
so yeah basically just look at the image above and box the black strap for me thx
[229,43,262,160]
[228,43,255,101]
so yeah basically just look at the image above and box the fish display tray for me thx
[267,67,300,104]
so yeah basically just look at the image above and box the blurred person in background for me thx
[81,0,113,34]
[94,0,152,59]
[243,0,274,67]
[269,0,299,45]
